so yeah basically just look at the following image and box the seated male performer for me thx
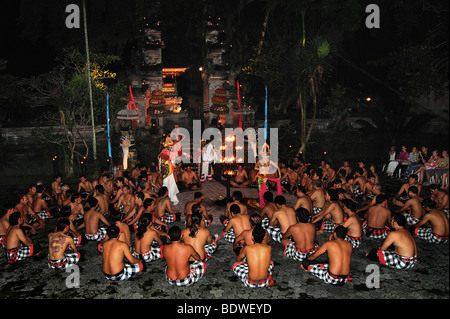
[133,213,164,263]
[301,225,353,286]
[411,198,449,244]
[102,225,144,281]
[266,195,297,243]
[164,226,206,287]
[362,194,392,239]
[232,225,274,288]
[222,204,252,243]
[154,187,181,224]
[182,212,219,261]
[282,207,319,262]
[48,218,81,270]
[4,212,42,264]
[366,214,418,270]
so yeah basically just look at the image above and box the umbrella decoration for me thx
[210,86,229,115]
[117,108,140,120]
[117,107,139,120]
[147,88,168,117]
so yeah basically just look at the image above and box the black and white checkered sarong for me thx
[304,263,353,285]
[48,252,80,269]
[166,260,206,287]
[414,227,448,244]
[104,262,143,281]
[232,260,274,288]
[376,250,417,270]
[266,225,282,243]
[133,245,163,262]
[283,241,319,262]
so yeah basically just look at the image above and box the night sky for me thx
[1,0,448,103]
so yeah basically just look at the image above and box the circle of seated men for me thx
[1,159,448,288]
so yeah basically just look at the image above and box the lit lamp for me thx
[80,156,87,176]
[52,156,59,176]
[221,133,238,202]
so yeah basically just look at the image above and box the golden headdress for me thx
[260,142,270,156]
[163,136,174,147]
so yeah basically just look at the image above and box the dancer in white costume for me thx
[158,137,180,206]
[120,134,132,170]
[201,141,218,182]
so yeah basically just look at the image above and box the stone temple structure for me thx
[127,1,254,134]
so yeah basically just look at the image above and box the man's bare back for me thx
[282,222,316,250]
[366,204,391,229]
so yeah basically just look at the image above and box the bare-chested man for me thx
[366,214,418,270]
[342,175,356,199]
[32,185,53,223]
[429,184,449,216]
[308,180,326,215]
[47,218,81,270]
[109,177,125,205]
[267,195,297,243]
[4,212,42,264]
[68,193,85,229]
[293,186,313,217]
[99,173,114,197]
[116,185,136,217]
[341,201,363,248]
[300,170,313,193]
[323,162,336,187]
[282,207,318,262]
[124,192,145,232]
[0,206,14,246]
[164,226,205,287]
[363,194,392,239]
[222,204,252,243]
[93,185,109,216]
[301,225,353,285]
[392,174,422,206]
[184,192,212,227]
[57,205,84,247]
[57,184,70,208]
[393,186,424,226]
[311,188,344,234]
[362,174,378,202]
[411,198,449,244]
[147,165,163,191]
[353,168,367,198]
[102,225,143,281]
[230,164,250,188]
[133,213,164,263]
[84,197,111,242]
[338,160,352,177]
[223,191,248,222]
[233,214,270,255]
[25,184,36,210]
[259,192,278,229]
[232,225,274,288]
[154,186,181,224]
[51,175,63,199]
[182,212,218,261]
[14,195,41,233]
[280,165,299,194]
[78,175,94,197]
[181,165,201,191]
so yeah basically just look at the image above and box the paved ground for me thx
[0,175,448,308]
